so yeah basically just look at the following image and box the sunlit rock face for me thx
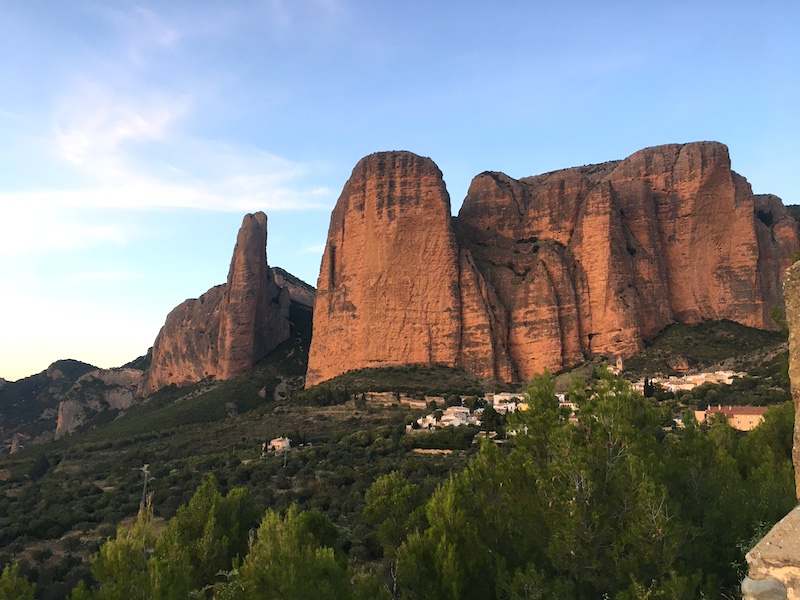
[306,152,464,388]
[307,143,798,387]
[142,212,290,396]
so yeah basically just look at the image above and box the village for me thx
[258,366,772,457]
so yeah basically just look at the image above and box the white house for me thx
[265,437,291,454]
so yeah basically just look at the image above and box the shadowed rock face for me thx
[142,212,290,395]
[783,262,800,500]
[307,143,799,387]
[55,368,143,438]
[272,267,316,308]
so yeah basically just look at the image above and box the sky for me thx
[1,1,798,382]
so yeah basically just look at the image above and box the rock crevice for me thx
[307,143,799,387]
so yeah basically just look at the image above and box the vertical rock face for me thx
[306,152,463,387]
[217,213,290,380]
[307,143,799,387]
[142,212,290,395]
[783,262,800,500]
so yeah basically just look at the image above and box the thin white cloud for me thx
[0,166,333,213]
[0,2,337,265]
[0,208,129,258]
[27,79,334,213]
[261,0,346,35]
[68,271,142,283]
[52,81,190,166]
[92,5,181,69]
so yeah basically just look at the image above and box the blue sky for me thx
[1,0,798,381]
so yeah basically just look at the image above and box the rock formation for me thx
[55,368,143,438]
[0,359,97,445]
[306,152,463,387]
[783,261,800,500]
[272,267,316,308]
[307,143,799,387]
[141,212,290,395]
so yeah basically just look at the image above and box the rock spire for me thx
[142,212,290,395]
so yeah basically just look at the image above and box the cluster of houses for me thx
[693,405,768,431]
[633,370,746,394]
[413,405,480,430]
[405,392,579,432]
[260,367,770,454]
[394,366,770,434]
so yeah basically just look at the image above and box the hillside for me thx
[0,311,796,597]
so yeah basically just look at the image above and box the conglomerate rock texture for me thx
[783,261,800,500]
[307,143,799,387]
[141,212,290,395]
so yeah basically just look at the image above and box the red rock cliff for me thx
[142,212,290,395]
[306,152,463,387]
[307,143,799,386]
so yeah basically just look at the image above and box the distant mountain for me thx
[307,142,799,387]
[0,211,315,445]
[0,359,97,447]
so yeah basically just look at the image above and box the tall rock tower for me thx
[141,212,290,395]
[306,152,463,387]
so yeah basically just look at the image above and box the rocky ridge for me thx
[2,214,314,442]
[307,142,799,387]
[272,267,316,308]
[141,212,291,395]
[54,368,143,439]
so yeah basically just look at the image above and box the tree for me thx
[88,497,157,600]
[364,471,424,556]
[479,404,503,433]
[221,505,352,599]
[149,475,258,598]
[395,372,697,599]
[0,563,36,600]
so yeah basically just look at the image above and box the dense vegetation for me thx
[289,363,512,404]
[0,317,795,598]
[622,319,785,378]
[2,371,794,599]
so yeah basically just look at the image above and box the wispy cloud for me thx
[263,0,345,32]
[0,207,130,258]
[68,271,142,283]
[0,3,337,264]
[53,82,188,167]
